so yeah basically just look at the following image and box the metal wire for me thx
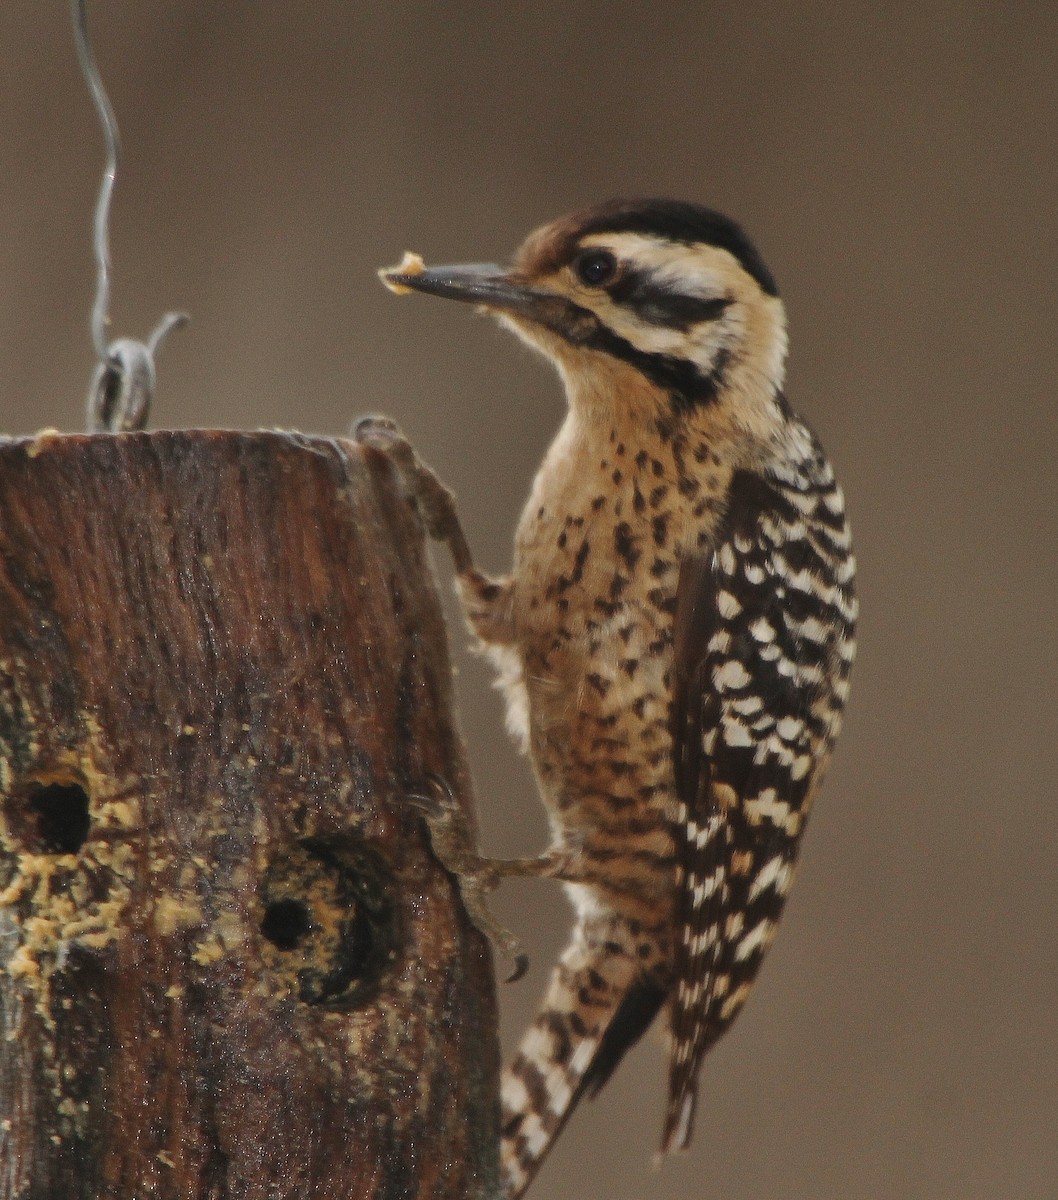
[70,0,189,432]
[71,0,119,361]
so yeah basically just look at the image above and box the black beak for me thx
[379,261,549,318]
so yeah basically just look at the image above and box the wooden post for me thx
[0,430,500,1199]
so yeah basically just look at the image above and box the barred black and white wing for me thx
[663,445,857,1153]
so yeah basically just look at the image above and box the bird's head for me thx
[381,199,789,449]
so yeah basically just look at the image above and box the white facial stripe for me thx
[569,232,747,363]
[578,231,740,302]
[608,314,725,358]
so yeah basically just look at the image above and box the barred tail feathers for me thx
[500,915,667,1198]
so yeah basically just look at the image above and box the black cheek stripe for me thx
[607,268,733,333]
[546,297,729,412]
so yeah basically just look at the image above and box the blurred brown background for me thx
[2,3,1056,1197]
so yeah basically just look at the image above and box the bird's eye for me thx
[573,249,618,288]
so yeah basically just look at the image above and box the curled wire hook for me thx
[72,0,188,432]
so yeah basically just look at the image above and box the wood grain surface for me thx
[0,430,499,1199]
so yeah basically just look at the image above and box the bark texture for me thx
[0,429,499,1199]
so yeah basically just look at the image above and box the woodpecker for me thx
[366,198,857,1197]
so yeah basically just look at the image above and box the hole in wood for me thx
[24,782,91,854]
[259,837,398,1007]
[260,898,312,950]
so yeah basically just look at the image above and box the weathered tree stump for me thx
[0,430,500,1199]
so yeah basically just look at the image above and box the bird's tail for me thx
[499,911,668,1198]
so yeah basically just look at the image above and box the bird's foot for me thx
[408,775,530,983]
[353,416,474,573]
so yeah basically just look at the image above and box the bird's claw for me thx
[409,774,528,983]
[353,415,467,554]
